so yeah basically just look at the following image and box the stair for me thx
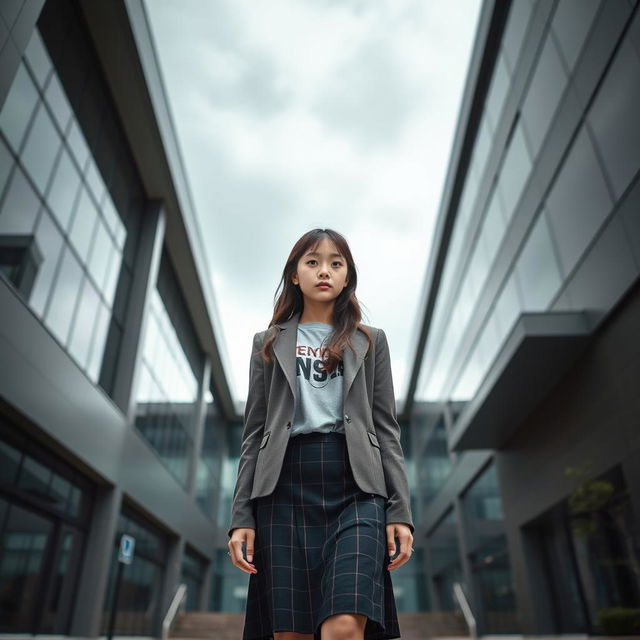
[170,611,470,639]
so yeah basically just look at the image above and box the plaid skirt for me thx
[242,430,400,640]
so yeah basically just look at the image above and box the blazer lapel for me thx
[272,311,369,406]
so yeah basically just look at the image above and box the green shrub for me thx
[597,607,640,634]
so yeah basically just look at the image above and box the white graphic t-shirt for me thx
[290,322,345,437]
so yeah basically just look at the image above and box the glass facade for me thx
[101,509,167,636]
[0,417,92,633]
[427,508,462,610]
[197,392,225,519]
[530,464,640,632]
[181,546,207,610]
[0,29,125,383]
[417,0,640,408]
[462,463,517,633]
[411,0,640,635]
[134,287,199,486]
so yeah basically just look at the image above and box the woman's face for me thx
[292,237,349,304]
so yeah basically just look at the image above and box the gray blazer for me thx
[228,311,414,538]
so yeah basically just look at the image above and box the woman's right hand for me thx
[228,528,258,574]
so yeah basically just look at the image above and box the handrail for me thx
[162,582,187,640]
[453,581,477,638]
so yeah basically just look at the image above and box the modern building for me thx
[0,0,639,637]
[0,0,240,634]
[405,0,640,635]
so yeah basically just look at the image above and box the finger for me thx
[232,541,257,574]
[245,530,255,563]
[387,535,396,559]
[388,538,410,567]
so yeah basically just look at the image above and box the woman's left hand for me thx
[386,522,414,571]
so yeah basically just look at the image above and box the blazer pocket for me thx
[367,431,381,449]
[259,431,271,449]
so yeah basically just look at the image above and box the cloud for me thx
[311,39,418,149]
[144,0,483,403]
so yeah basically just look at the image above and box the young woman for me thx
[228,228,414,640]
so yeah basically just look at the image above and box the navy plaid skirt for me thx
[242,431,400,640]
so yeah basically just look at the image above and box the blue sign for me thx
[118,534,135,565]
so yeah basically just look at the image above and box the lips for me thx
[316,283,332,288]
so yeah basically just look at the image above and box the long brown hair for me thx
[260,228,374,373]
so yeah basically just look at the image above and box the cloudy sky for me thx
[144,0,482,409]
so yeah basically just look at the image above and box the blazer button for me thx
[344,414,351,423]
[286,421,291,429]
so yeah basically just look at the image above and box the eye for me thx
[332,261,343,267]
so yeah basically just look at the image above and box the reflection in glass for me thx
[0,166,39,234]
[29,211,64,315]
[496,121,532,225]
[545,125,613,277]
[521,32,568,159]
[0,505,53,628]
[134,290,198,486]
[24,30,52,88]
[493,271,522,342]
[46,148,81,231]
[21,104,61,194]
[588,38,640,200]
[68,276,101,368]
[45,246,83,346]
[68,186,98,263]
[0,64,38,151]
[551,0,600,74]
[44,74,72,133]
[515,210,562,311]
[485,51,511,132]
[420,417,451,511]
[428,509,462,610]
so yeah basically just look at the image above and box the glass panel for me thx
[44,74,72,134]
[102,193,120,236]
[429,509,462,610]
[85,158,105,204]
[66,119,89,171]
[515,210,563,310]
[588,38,640,200]
[0,138,12,188]
[478,183,507,270]
[0,64,39,152]
[473,111,493,185]
[545,125,613,276]
[24,30,52,88]
[29,211,64,316]
[46,148,81,231]
[0,440,21,486]
[87,218,111,291]
[551,0,601,73]
[0,505,54,629]
[44,246,83,346]
[502,0,533,73]
[19,455,51,493]
[496,121,532,224]
[21,103,61,195]
[521,33,569,159]
[486,50,511,132]
[0,166,39,234]
[103,241,122,308]
[49,473,71,510]
[87,301,110,383]
[493,271,521,341]
[68,186,99,263]
[68,276,101,368]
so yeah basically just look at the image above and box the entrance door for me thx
[0,502,54,631]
